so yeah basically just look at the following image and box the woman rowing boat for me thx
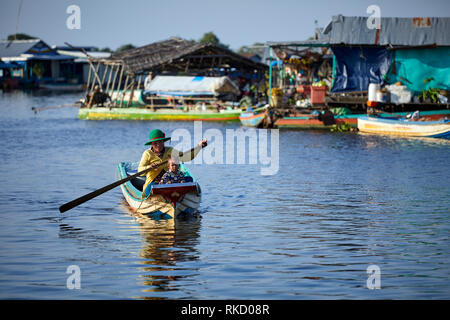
[138,129,207,197]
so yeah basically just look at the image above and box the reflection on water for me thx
[121,203,201,299]
[0,92,449,299]
[358,131,450,149]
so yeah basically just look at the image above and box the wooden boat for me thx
[275,109,450,129]
[78,106,242,121]
[39,83,84,91]
[357,116,450,138]
[239,105,270,127]
[118,162,201,219]
[275,114,358,129]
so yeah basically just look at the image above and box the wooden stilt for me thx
[105,64,113,93]
[90,62,101,92]
[136,74,142,90]
[109,64,119,103]
[101,64,108,89]
[127,76,136,108]
[116,65,124,107]
[85,63,92,97]
[120,75,129,108]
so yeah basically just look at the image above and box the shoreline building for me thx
[0,39,110,90]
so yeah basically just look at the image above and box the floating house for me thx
[110,37,267,77]
[81,37,268,108]
[77,37,269,120]
[267,15,450,112]
[53,45,111,85]
[0,58,21,89]
[0,39,76,88]
[268,15,450,129]
[325,16,450,94]
[0,40,110,90]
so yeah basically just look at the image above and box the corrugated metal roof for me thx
[327,15,450,46]
[56,50,111,59]
[267,39,330,48]
[267,16,450,48]
[0,39,41,58]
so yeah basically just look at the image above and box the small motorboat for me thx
[357,115,450,138]
[239,105,271,127]
[118,162,201,219]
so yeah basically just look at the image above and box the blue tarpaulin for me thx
[331,47,392,92]
[386,47,450,93]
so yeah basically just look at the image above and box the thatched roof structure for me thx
[110,37,268,75]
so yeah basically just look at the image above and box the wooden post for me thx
[86,62,101,108]
[109,64,119,103]
[105,64,114,93]
[136,74,142,90]
[120,75,129,108]
[85,63,92,97]
[90,62,101,92]
[114,64,124,107]
[101,64,108,89]
[88,60,103,91]
[88,63,96,93]
[269,47,273,105]
[127,76,136,108]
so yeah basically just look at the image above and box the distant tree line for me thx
[6,32,265,57]
[7,33,38,40]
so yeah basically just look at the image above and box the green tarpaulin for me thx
[386,47,450,93]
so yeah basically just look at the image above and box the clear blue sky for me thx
[1,0,449,51]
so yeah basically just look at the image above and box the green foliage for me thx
[419,88,441,103]
[32,63,45,78]
[199,32,229,49]
[199,32,220,46]
[7,33,38,40]
[330,123,353,132]
[116,44,135,53]
[100,47,113,53]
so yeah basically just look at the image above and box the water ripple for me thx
[0,92,449,299]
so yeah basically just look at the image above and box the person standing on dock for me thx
[138,129,206,196]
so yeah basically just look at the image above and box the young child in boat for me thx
[159,156,191,184]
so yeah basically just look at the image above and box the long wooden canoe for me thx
[357,116,450,138]
[118,162,201,219]
[275,109,450,129]
[78,107,242,121]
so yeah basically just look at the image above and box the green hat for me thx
[145,129,171,145]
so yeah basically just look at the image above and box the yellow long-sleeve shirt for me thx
[138,143,202,196]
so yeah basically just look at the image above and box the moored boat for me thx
[78,106,242,121]
[275,114,359,129]
[118,162,201,219]
[357,116,450,138]
[275,109,450,129]
[39,83,84,91]
[239,105,270,127]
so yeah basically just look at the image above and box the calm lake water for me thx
[0,91,449,299]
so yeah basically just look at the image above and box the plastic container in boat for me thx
[368,83,380,101]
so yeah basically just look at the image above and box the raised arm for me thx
[173,139,207,163]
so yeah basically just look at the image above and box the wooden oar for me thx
[32,103,81,114]
[59,143,206,213]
